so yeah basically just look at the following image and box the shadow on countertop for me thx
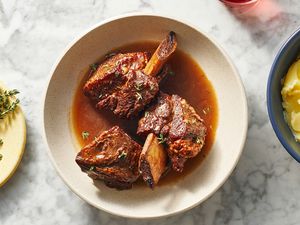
[226,0,300,54]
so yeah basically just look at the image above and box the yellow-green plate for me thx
[0,82,26,187]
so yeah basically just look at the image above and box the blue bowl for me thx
[267,27,300,162]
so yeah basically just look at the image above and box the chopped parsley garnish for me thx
[81,131,90,140]
[202,107,211,115]
[157,133,167,144]
[114,71,120,77]
[0,139,3,146]
[0,154,2,161]
[136,92,143,101]
[150,84,155,91]
[144,111,149,117]
[191,135,202,144]
[105,52,117,59]
[118,151,127,159]
[89,166,95,171]
[169,70,175,76]
[90,63,98,72]
[135,83,143,91]
[195,137,202,144]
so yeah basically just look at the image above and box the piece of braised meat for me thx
[83,32,177,119]
[83,52,149,102]
[83,52,159,118]
[137,93,207,172]
[75,126,142,190]
[96,69,159,118]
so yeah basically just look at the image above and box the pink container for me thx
[220,0,260,13]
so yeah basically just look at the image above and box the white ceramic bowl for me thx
[43,14,248,219]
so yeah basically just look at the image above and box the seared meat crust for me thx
[137,93,207,172]
[83,52,159,118]
[75,126,142,190]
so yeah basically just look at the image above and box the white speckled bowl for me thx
[43,14,248,219]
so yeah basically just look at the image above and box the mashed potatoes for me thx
[281,58,300,141]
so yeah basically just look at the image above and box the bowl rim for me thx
[267,26,300,163]
[42,12,248,218]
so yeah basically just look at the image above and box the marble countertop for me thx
[1,0,300,224]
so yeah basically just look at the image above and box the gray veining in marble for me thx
[1,0,300,224]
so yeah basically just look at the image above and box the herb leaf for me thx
[149,84,155,91]
[135,83,143,91]
[0,88,20,157]
[157,133,167,144]
[0,87,20,120]
[118,151,127,159]
[136,92,143,101]
[90,63,98,72]
[114,71,120,77]
[195,136,202,144]
[202,107,211,115]
[169,70,175,76]
[81,131,90,140]
[105,52,117,59]
[4,89,19,96]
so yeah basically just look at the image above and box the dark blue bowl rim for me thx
[267,26,300,162]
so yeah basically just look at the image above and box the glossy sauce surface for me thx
[71,41,218,186]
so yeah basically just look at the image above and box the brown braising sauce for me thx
[71,41,218,186]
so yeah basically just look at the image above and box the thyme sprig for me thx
[0,88,20,119]
[4,89,19,96]
[0,87,20,158]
